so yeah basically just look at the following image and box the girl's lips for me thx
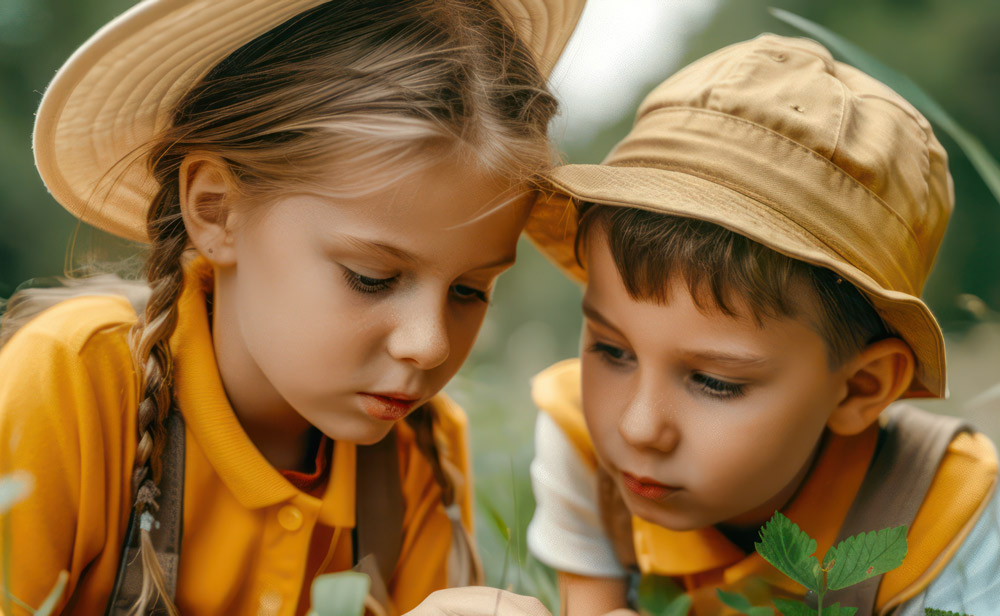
[359,393,418,421]
[621,471,678,501]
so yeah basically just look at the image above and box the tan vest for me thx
[532,359,998,615]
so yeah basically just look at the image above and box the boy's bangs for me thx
[575,203,892,366]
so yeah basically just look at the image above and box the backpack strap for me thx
[821,405,971,615]
[352,428,403,612]
[105,408,186,615]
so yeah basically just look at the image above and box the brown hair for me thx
[123,0,556,611]
[575,204,893,366]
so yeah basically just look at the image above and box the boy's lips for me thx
[621,471,679,501]
[358,392,420,421]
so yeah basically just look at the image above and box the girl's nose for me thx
[618,387,680,454]
[386,294,451,370]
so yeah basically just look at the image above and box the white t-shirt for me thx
[526,412,1000,615]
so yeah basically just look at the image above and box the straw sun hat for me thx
[526,34,953,398]
[33,0,584,244]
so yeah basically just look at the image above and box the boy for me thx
[524,35,999,616]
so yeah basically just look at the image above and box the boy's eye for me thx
[451,284,489,303]
[342,267,398,294]
[691,373,747,399]
[587,342,632,365]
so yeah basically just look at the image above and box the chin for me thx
[314,414,394,446]
[624,490,709,532]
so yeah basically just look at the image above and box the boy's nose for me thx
[618,391,680,454]
[386,294,451,370]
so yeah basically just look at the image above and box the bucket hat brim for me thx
[33,0,584,243]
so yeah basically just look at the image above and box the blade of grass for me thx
[34,571,69,616]
[770,7,1000,207]
[477,488,512,589]
[509,458,523,594]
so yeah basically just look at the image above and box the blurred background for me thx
[2,0,998,609]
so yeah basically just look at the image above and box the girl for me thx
[0,0,582,614]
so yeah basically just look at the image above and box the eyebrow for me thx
[341,235,417,264]
[340,234,517,272]
[582,299,626,337]
[683,350,771,366]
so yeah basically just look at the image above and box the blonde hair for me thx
[124,0,556,612]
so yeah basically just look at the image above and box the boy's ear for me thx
[179,155,237,265]
[827,338,915,436]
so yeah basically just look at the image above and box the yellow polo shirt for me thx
[0,260,474,615]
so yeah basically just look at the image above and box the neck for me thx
[209,278,314,470]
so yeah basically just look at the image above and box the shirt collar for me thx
[169,256,356,526]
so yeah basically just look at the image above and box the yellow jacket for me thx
[0,261,474,615]
[532,359,997,615]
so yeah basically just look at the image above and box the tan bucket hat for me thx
[526,34,953,398]
[33,0,584,244]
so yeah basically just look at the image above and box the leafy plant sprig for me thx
[736,512,907,615]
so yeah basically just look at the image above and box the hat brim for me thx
[526,164,946,399]
[33,0,584,243]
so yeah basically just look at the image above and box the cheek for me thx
[695,394,829,499]
[580,358,627,458]
[234,252,384,380]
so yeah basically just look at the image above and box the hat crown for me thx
[620,34,953,290]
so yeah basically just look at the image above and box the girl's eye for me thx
[342,268,398,294]
[451,284,489,303]
[586,342,632,365]
[691,373,747,399]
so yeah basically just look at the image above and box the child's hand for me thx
[404,587,552,615]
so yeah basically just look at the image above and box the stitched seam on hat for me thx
[829,79,849,161]
[645,107,921,244]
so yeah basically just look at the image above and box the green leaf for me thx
[773,598,818,616]
[34,570,69,616]
[769,8,1000,208]
[754,513,823,592]
[636,575,691,616]
[772,599,857,616]
[307,571,370,616]
[925,610,974,616]
[822,525,907,590]
[0,472,33,514]
[716,588,773,616]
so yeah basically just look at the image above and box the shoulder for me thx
[876,405,998,611]
[897,483,1000,616]
[2,294,137,359]
[531,358,596,469]
[0,294,139,434]
[531,357,581,410]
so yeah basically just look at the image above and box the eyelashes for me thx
[341,267,489,303]
[690,373,747,399]
[343,268,397,294]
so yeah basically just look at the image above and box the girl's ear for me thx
[827,338,916,436]
[179,155,237,265]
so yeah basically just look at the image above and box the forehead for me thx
[245,157,533,271]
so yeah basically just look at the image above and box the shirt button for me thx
[278,504,304,531]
